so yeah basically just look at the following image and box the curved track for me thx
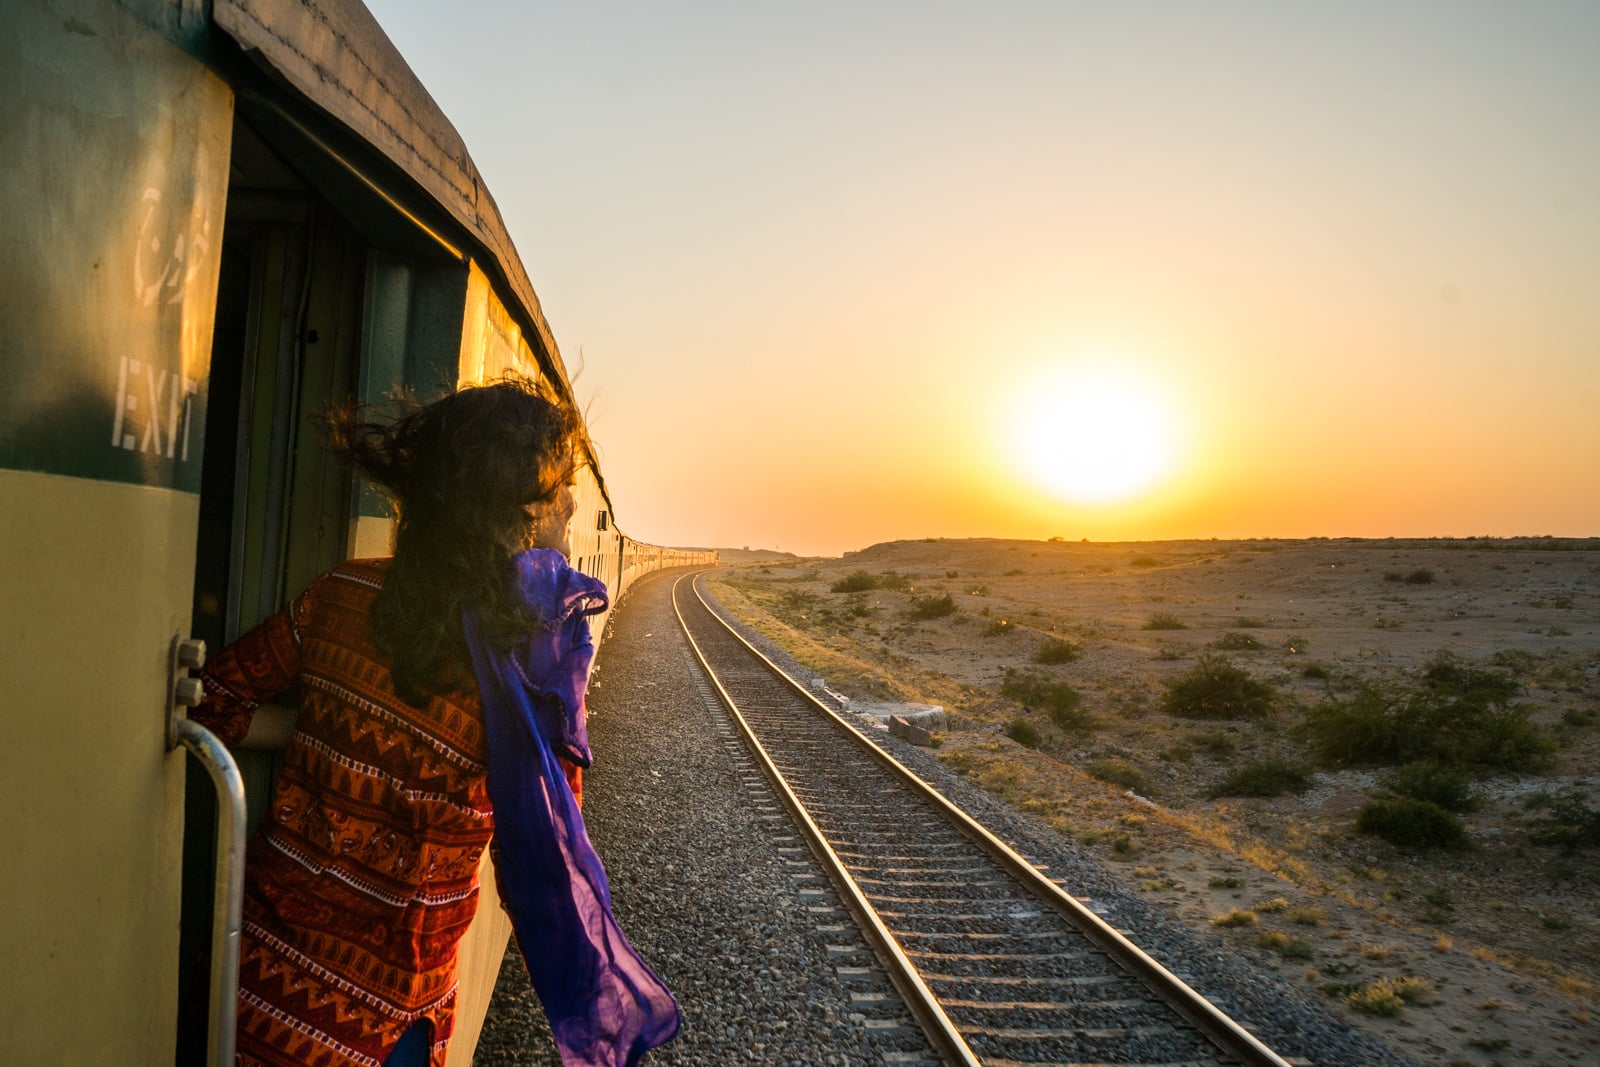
[672,573,1297,1067]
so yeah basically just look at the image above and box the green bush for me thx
[1033,638,1082,665]
[1355,798,1469,850]
[1001,670,1076,707]
[1006,717,1042,748]
[781,590,819,613]
[830,570,878,593]
[982,618,1015,636]
[1525,788,1600,852]
[1380,762,1481,812]
[1488,647,1539,676]
[1423,655,1520,704]
[1277,936,1315,960]
[1143,613,1188,630]
[878,571,911,591]
[1161,654,1277,720]
[1001,670,1092,732]
[1087,758,1144,790]
[1304,689,1397,765]
[1403,567,1436,584]
[1455,704,1552,769]
[1045,702,1094,735]
[907,593,956,619]
[1208,758,1312,798]
[1299,684,1551,772]
[1562,708,1598,728]
[1283,635,1310,655]
[1418,887,1457,925]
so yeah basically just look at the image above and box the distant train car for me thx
[1,1,712,1063]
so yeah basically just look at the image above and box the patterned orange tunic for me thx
[193,558,571,1067]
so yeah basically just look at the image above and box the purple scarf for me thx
[463,548,681,1066]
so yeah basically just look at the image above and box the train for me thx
[1,1,714,1063]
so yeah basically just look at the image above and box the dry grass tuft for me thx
[1211,908,1258,928]
[1343,975,1431,1016]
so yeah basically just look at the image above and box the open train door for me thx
[174,112,366,1065]
[0,4,232,1063]
[173,78,474,1058]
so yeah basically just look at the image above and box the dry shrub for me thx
[908,593,957,619]
[1343,976,1430,1016]
[830,570,878,593]
[1033,637,1082,664]
[1087,758,1144,791]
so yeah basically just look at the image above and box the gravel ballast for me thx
[476,570,897,1065]
[476,568,1418,1065]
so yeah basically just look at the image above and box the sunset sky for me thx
[366,1,1598,556]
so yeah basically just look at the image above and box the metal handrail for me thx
[176,718,247,1067]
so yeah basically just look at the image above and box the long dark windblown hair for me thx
[320,376,581,704]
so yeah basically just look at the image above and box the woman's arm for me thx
[191,578,323,747]
[235,703,299,751]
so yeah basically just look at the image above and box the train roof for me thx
[215,0,573,403]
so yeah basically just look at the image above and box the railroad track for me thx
[671,573,1298,1067]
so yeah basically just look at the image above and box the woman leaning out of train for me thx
[188,377,681,1067]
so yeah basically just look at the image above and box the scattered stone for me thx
[889,715,934,746]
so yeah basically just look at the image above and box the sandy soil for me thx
[707,537,1600,1067]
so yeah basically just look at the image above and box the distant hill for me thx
[716,547,805,565]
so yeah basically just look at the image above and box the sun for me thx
[1010,363,1181,505]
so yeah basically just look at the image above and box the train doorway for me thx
[176,115,364,1065]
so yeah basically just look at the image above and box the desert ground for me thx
[705,537,1599,1067]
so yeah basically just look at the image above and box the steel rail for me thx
[681,572,1294,1067]
[670,575,982,1067]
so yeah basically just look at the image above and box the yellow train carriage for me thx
[1,2,711,1063]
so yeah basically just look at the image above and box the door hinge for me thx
[166,634,207,749]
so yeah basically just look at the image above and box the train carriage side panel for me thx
[0,1,233,1061]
